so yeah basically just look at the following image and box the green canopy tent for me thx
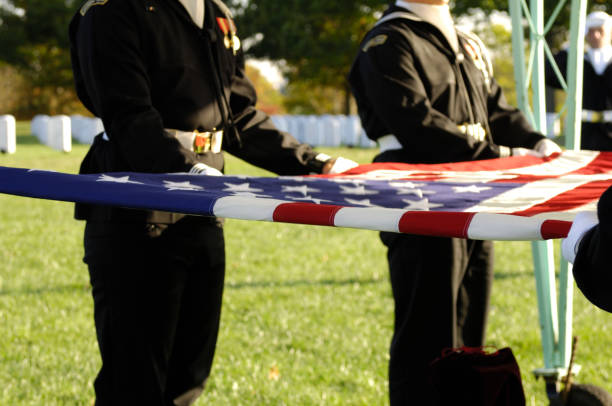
[510,0,611,403]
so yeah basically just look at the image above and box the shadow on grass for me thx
[0,283,90,297]
[494,271,532,280]
[0,278,384,295]
[16,134,42,145]
[226,277,385,290]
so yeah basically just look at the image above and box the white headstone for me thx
[300,115,319,146]
[0,115,16,154]
[48,115,72,152]
[317,115,342,147]
[270,115,289,132]
[31,114,50,144]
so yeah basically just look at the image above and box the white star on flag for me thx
[402,198,444,211]
[453,185,492,193]
[97,175,144,184]
[223,183,263,193]
[340,185,379,195]
[332,178,366,185]
[287,195,333,205]
[281,185,321,196]
[163,181,203,191]
[388,181,426,188]
[345,198,379,207]
[278,176,318,182]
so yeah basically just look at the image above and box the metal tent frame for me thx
[509,0,587,399]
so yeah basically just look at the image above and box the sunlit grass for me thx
[0,123,610,405]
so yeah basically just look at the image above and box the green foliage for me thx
[245,62,287,115]
[1,123,612,404]
[229,0,387,113]
[0,0,82,117]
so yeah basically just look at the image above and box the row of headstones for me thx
[31,114,105,152]
[1,114,377,154]
[270,115,376,148]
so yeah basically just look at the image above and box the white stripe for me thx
[212,196,284,221]
[466,174,611,214]
[467,213,545,240]
[505,150,599,176]
[333,207,402,233]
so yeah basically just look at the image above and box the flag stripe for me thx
[541,220,572,240]
[334,207,403,232]
[398,211,474,238]
[512,179,612,217]
[273,203,341,226]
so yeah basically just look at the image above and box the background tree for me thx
[228,0,387,115]
[0,0,84,118]
[245,63,287,115]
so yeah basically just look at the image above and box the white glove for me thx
[189,163,223,176]
[534,139,562,156]
[511,147,543,157]
[561,211,599,264]
[328,157,359,174]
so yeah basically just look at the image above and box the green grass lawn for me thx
[0,122,610,405]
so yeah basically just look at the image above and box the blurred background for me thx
[0,0,608,120]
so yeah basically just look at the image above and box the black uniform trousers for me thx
[380,232,494,405]
[83,216,225,406]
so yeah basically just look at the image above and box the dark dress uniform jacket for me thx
[349,5,545,165]
[70,0,324,223]
[546,50,612,150]
[573,186,612,312]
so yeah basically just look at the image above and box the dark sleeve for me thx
[71,3,197,173]
[354,30,502,163]
[223,51,325,175]
[544,50,568,90]
[572,186,612,313]
[486,76,545,149]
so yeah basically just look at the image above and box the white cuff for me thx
[189,163,223,176]
[328,157,359,174]
[561,211,598,264]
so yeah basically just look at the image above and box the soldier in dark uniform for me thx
[69,0,357,404]
[348,0,560,404]
[546,11,612,151]
[562,186,612,313]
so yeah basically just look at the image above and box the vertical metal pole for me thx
[530,0,560,370]
[510,0,529,117]
[558,0,587,370]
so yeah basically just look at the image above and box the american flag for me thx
[1,150,611,240]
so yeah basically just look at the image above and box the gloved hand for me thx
[511,147,543,157]
[534,138,562,156]
[323,157,360,174]
[189,163,223,176]
[561,211,599,264]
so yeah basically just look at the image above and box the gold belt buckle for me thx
[592,111,604,123]
[193,130,223,154]
[193,130,211,154]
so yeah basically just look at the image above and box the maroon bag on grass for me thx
[429,347,526,406]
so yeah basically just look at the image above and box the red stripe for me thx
[216,17,229,34]
[273,202,341,226]
[316,154,549,177]
[492,151,612,184]
[513,179,611,216]
[398,212,475,238]
[541,220,572,239]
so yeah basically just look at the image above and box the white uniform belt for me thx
[582,110,612,123]
[101,129,223,154]
[378,134,403,153]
